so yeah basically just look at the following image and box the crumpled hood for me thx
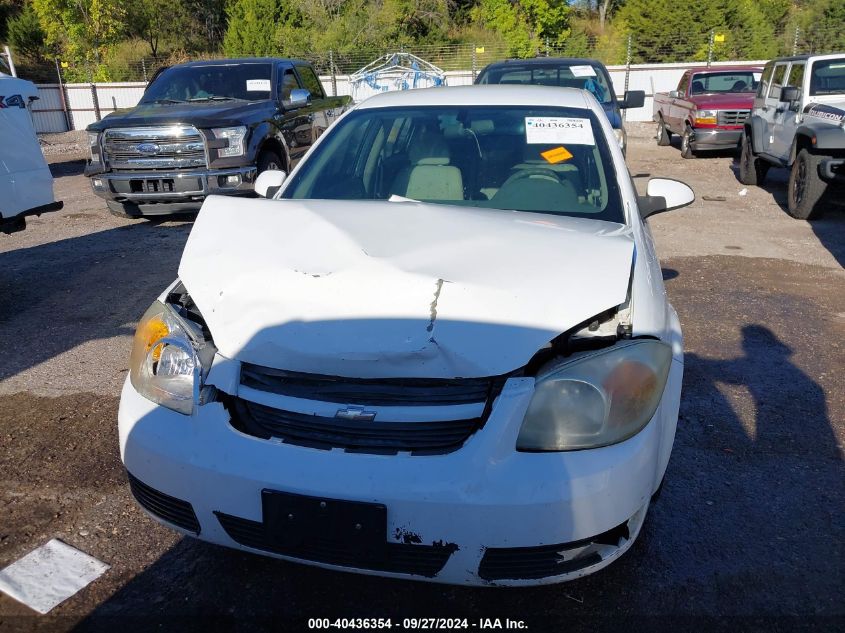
[178,197,635,378]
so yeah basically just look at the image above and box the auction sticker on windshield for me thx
[526,117,595,145]
[246,79,271,91]
[570,65,597,77]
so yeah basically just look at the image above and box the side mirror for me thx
[255,169,286,198]
[283,88,311,110]
[669,90,680,99]
[638,178,695,218]
[780,86,800,103]
[621,90,645,109]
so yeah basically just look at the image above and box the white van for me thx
[0,73,62,234]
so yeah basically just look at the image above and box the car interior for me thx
[284,107,622,221]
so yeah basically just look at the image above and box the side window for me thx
[277,68,299,102]
[769,63,788,100]
[787,63,805,98]
[758,63,774,98]
[296,66,325,99]
[677,73,689,96]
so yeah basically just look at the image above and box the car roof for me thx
[687,65,764,73]
[355,85,595,110]
[769,53,845,63]
[170,58,306,68]
[481,57,606,69]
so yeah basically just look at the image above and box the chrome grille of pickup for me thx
[103,126,207,170]
[717,110,750,126]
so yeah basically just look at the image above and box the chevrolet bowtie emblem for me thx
[335,406,377,422]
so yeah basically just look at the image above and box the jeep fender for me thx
[747,115,767,153]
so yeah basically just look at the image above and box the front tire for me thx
[656,116,671,146]
[681,125,696,159]
[787,149,827,220]
[257,149,284,174]
[738,130,768,186]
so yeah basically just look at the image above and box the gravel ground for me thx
[1,123,843,632]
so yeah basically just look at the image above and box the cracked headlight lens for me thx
[517,339,672,451]
[129,301,200,415]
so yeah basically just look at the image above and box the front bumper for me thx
[820,157,845,182]
[690,127,743,150]
[118,357,681,586]
[88,166,257,208]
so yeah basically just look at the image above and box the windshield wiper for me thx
[145,98,186,104]
[187,95,238,102]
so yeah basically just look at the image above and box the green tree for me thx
[31,0,126,77]
[223,0,289,57]
[7,1,46,59]
[797,0,845,53]
[472,0,571,57]
[128,0,188,58]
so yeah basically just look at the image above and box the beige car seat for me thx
[390,131,463,201]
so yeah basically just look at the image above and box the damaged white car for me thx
[119,86,691,586]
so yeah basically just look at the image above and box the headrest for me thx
[409,132,450,165]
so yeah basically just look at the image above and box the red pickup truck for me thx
[653,66,763,158]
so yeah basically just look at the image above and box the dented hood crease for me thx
[178,197,635,378]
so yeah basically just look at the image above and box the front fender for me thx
[748,115,767,153]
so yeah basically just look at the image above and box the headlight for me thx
[693,109,718,125]
[613,128,625,149]
[516,339,672,451]
[88,132,100,163]
[129,301,204,415]
[212,125,247,158]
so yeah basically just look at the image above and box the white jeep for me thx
[0,73,62,234]
[740,53,845,219]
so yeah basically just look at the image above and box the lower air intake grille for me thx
[477,521,629,581]
[227,397,481,455]
[127,471,200,534]
[215,512,454,577]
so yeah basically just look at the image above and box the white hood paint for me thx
[179,196,635,378]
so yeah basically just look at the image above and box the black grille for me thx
[215,512,454,577]
[127,471,200,534]
[717,110,750,126]
[477,522,629,581]
[241,363,504,406]
[227,397,480,455]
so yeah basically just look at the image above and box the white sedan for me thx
[119,85,691,586]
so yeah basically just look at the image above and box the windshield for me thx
[810,59,845,95]
[690,71,760,94]
[142,63,273,103]
[476,64,614,104]
[282,105,624,222]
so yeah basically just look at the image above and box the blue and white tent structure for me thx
[350,52,446,102]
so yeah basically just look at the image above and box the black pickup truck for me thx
[85,58,350,218]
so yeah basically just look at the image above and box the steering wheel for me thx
[501,167,561,188]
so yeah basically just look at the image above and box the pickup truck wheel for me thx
[257,150,284,174]
[680,126,696,159]
[106,201,142,219]
[787,149,827,220]
[656,116,671,146]
[738,131,768,186]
